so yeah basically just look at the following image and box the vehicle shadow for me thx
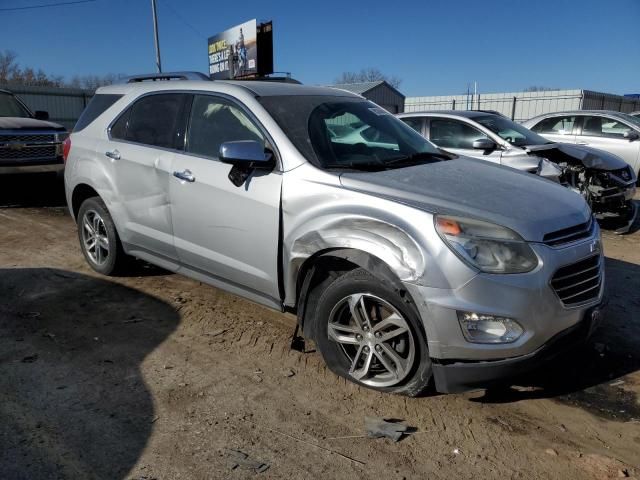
[0,172,67,208]
[0,268,180,480]
[472,257,640,421]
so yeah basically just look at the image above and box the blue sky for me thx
[1,0,639,96]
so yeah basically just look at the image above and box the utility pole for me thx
[151,0,162,73]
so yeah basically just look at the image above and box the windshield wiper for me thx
[384,151,449,167]
[324,162,388,171]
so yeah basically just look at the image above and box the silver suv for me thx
[64,73,604,395]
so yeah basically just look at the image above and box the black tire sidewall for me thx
[313,269,432,396]
[77,197,122,276]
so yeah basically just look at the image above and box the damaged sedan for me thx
[398,111,637,232]
[66,75,604,395]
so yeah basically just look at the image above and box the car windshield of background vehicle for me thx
[475,115,550,147]
[620,113,640,128]
[0,92,31,118]
[258,95,442,170]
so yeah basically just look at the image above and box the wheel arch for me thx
[294,248,416,339]
[71,183,100,220]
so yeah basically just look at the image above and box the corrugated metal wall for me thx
[1,84,94,130]
[405,90,640,122]
[365,84,405,113]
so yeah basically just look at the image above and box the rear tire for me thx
[313,268,432,396]
[77,196,130,276]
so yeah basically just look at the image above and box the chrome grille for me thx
[0,145,58,160]
[0,133,55,143]
[543,217,594,246]
[551,255,603,306]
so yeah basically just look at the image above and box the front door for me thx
[169,94,282,304]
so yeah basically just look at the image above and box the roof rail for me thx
[121,72,211,83]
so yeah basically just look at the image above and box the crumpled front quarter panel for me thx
[281,164,478,306]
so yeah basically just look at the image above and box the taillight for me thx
[62,136,71,163]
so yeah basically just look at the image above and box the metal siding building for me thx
[331,81,405,113]
[1,84,94,130]
[405,90,640,122]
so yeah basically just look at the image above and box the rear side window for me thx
[532,116,576,135]
[110,93,189,149]
[74,94,122,132]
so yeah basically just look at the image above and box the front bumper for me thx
[431,306,602,393]
[403,231,604,392]
[0,163,64,174]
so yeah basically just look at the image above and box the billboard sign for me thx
[208,19,258,80]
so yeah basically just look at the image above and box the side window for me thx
[600,118,633,138]
[430,119,489,149]
[111,93,187,149]
[531,116,576,135]
[401,117,424,134]
[74,94,123,132]
[186,95,264,159]
[580,116,633,138]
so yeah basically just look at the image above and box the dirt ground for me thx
[1,173,639,480]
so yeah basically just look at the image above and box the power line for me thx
[158,0,206,40]
[0,0,97,11]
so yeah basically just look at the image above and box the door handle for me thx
[173,169,195,182]
[105,149,121,160]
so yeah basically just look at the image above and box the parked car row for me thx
[398,110,637,232]
[62,73,606,396]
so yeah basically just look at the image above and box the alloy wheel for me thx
[81,209,110,266]
[328,293,416,387]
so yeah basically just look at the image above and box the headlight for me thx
[434,215,538,274]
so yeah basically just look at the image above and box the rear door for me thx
[101,92,190,264]
[169,93,282,306]
[529,115,577,144]
[427,117,502,163]
[576,115,640,174]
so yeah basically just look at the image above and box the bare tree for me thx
[335,67,402,89]
[0,50,123,89]
[0,50,19,84]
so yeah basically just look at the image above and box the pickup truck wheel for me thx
[314,268,432,396]
[77,197,129,276]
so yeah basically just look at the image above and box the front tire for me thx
[77,196,130,275]
[313,268,432,396]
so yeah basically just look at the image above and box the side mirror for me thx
[219,140,274,187]
[472,138,497,150]
[219,140,272,168]
[623,131,639,141]
[34,110,49,121]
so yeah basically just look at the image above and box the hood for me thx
[525,143,628,170]
[0,116,65,131]
[339,158,591,242]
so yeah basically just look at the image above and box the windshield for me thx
[619,113,640,128]
[474,114,550,147]
[258,95,443,170]
[0,92,32,118]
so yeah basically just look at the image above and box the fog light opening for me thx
[457,311,523,344]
